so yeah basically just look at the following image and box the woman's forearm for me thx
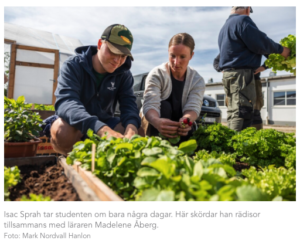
[145,109,160,129]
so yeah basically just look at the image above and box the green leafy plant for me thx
[66,129,288,201]
[194,149,237,166]
[231,127,296,168]
[34,103,55,111]
[4,96,44,142]
[159,133,180,145]
[191,123,236,153]
[4,166,21,200]
[20,194,51,201]
[265,34,296,75]
[241,166,296,201]
[67,129,198,200]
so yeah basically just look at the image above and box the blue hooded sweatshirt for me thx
[54,45,141,135]
[218,14,283,70]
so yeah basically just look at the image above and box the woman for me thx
[142,33,205,140]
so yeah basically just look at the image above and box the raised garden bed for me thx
[5,156,100,201]
[59,157,122,201]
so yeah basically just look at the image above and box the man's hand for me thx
[178,117,192,136]
[281,47,291,59]
[254,66,266,75]
[154,118,180,138]
[124,124,138,139]
[97,126,124,139]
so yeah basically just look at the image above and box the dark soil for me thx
[9,161,80,201]
[233,162,250,171]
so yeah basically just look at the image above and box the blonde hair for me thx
[168,33,195,54]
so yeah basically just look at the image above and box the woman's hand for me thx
[177,117,192,136]
[155,118,180,138]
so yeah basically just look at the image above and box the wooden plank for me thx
[58,157,100,201]
[16,44,59,53]
[52,50,59,105]
[7,43,17,99]
[72,161,123,201]
[15,61,54,69]
[4,38,16,44]
[5,156,57,168]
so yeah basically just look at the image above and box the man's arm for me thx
[254,54,268,75]
[55,61,107,135]
[240,18,286,56]
[213,54,222,72]
[117,71,141,138]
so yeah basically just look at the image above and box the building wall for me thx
[205,76,296,126]
[204,85,228,121]
[263,78,296,126]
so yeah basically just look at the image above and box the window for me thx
[133,74,144,91]
[216,94,225,106]
[273,91,296,106]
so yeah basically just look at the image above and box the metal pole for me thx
[265,78,269,125]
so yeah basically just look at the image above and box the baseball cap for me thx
[232,6,253,13]
[101,24,134,61]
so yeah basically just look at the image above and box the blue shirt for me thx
[218,14,283,70]
[54,45,141,135]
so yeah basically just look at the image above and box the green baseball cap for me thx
[101,24,134,61]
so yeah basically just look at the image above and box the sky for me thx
[4,6,296,83]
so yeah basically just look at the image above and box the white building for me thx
[205,74,296,126]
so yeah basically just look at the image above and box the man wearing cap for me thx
[218,6,290,131]
[50,24,141,155]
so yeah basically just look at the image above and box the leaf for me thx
[16,95,25,104]
[217,185,236,201]
[73,142,85,151]
[168,136,181,144]
[178,139,198,155]
[272,196,283,201]
[141,157,158,165]
[236,185,270,201]
[106,148,115,165]
[115,143,133,154]
[142,147,163,156]
[87,129,94,139]
[193,162,203,179]
[143,156,174,179]
[137,167,160,177]
[156,190,175,201]
[137,188,174,201]
[137,188,160,201]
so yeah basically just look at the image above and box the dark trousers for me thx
[149,100,193,143]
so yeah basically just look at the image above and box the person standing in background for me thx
[213,53,268,130]
[218,6,290,131]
